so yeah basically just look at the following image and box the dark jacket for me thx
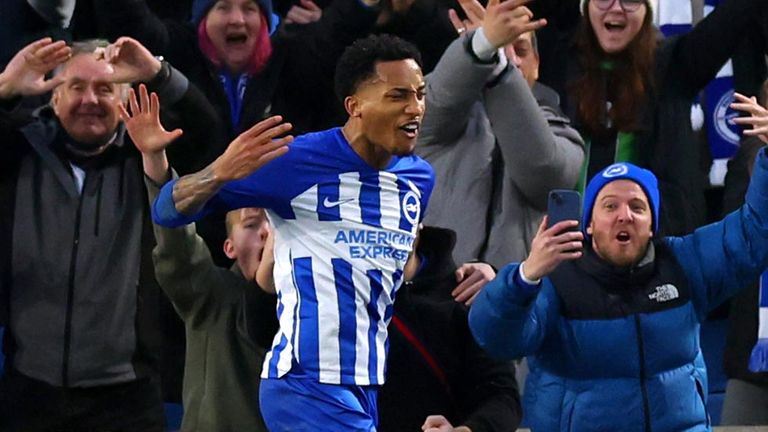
[0,111,168,388]
[145,176,278,432]
[379,227,521,432]
[0,1,71,67]
[0,65,199,397]
[371,0,461,74]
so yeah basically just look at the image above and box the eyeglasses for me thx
[592,0,645,12]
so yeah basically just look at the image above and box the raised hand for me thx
[102,37,162,84]
[453,262,496,305]
[482,0,546,49]
[522,217,583,281]
[732,92,768,144]
[119,84,183,155]
[211,116,294,182]
[0,38,71,98]
[448,0,546,48]
[285,0,323,25]
[448,0,486,35]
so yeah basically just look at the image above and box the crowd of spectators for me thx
[0,0,767,430]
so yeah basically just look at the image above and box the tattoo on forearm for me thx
[172,165,224,215]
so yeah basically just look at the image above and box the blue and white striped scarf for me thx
[656,0,741,186]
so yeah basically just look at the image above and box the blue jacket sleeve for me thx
[153,176,255,227]
[666,146,768,319]
[152,178,182,227]
[469,263,560,359]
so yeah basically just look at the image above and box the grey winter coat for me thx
[417,33,584,268]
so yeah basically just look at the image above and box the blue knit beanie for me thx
[191,0,277,33]
[582,162,660,237]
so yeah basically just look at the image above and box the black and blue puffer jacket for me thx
[469,147,768,432]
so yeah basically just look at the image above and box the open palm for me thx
[119,84,183,154]
[0,38,70,98]
[103,37,162,84]
[732,92,768,144]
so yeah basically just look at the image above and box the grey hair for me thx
[51,39,129,101]
[52,39,109,76]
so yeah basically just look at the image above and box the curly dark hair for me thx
[334,34,422,102]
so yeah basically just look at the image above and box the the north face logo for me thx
[649,284,679,303]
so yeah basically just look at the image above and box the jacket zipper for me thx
[94,174,103,236]
[62,176,86,386]
[634,314,652,432]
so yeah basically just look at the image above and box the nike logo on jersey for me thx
[323,197,356,208]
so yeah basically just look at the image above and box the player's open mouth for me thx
[399,121,419,139]
[616,231,631,243]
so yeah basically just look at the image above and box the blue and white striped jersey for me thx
[153,128,434,385]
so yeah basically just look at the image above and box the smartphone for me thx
[547,189,581,231]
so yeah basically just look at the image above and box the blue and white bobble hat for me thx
[580,0,657,15]
[582,162,660,237]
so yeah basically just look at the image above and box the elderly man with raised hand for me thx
[0,37,200,431]
[469,108,768,431]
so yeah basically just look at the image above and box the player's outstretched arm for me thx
[171,116,293,215]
